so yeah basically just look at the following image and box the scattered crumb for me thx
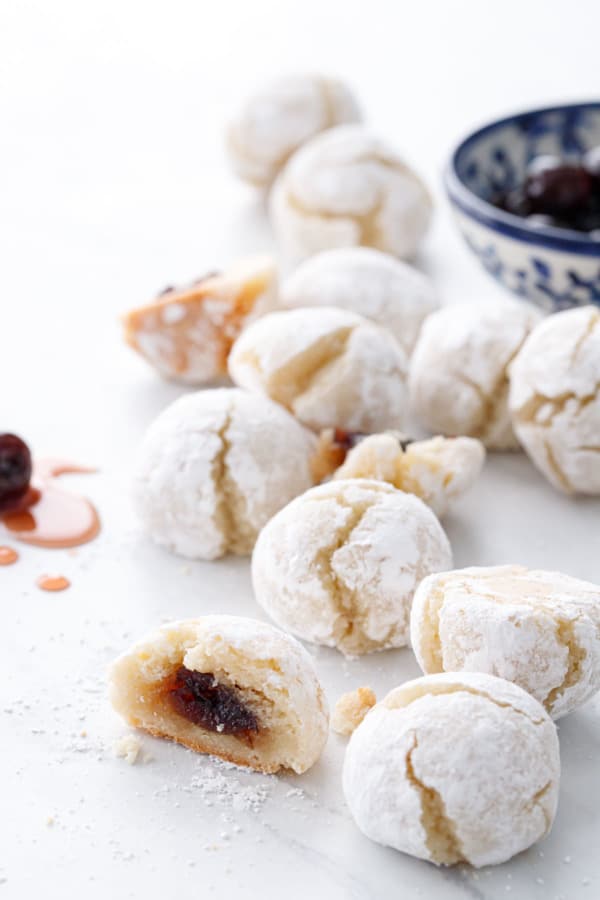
[114,733,143,764]
[332,687,376,736]
[180,565,192,576]
[188,759,271,813]
[46,816,55,827]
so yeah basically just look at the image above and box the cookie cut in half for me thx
[110,616,329,774]
[122,256,277,384]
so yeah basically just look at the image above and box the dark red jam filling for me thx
[168,667,259,737]
[491,149,600,236]
[332,429,368,451]
[0,434,33,512]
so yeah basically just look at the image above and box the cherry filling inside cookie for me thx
[167,667,259,738]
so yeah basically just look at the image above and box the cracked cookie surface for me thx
[342,672,560,867]
[269,124,432,264]
[409,300,539,449]
[410,564,600,719]
[228,306,408,433]
[132,388,315,559]
[110,615,329,774]
[226,75,361,188]
[509,305,600,493]
[251,478,452,655]
[280,247,439,356]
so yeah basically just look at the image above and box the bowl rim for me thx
[445,100,600,256]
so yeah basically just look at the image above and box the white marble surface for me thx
[1,1,600,897]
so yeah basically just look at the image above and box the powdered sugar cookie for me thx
[252,479,452,655]
[110,615,329,774]
[133,388,315,560]
[322,431,485,516]
[509,305,600,493]
[270,125,432,264]
[410,564,600,719]
[228,306,408,433]
[343,672,559,867]
[409,301,539,449]
[280,247,439,356]
[227,75,361,188]
[122,257,278,385]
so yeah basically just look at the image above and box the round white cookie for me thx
[110,615,329,774]
[133,388,315,560]
[228,306,408,433]
[343,672,560,867]
[252,479,452,655]
[509,305,600,493]
[280,247,439,356]
[410,564,600,719]
[409,300,539,449]
[270,124,432,265]
[226,74,361,188]
[333,433,485,516]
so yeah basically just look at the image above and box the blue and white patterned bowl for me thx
[445,102,600,311]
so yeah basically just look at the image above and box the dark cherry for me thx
[0,434,33,511]
[168,667,259,736]
[524,164,592,217]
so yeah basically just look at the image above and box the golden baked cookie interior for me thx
[110,615,329,774]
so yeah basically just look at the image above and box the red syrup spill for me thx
[0,459,100,549]
[0,546,18,565]
[36,574,71,592]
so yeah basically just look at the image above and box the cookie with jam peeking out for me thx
[109,615,329,774]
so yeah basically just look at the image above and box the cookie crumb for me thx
[332,687,376,735]
[114,733,143,764]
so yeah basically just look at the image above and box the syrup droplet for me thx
[1,460,100,549]
[36,574,71,592]
[0,546,18,566]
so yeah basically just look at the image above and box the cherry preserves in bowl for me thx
[445,102,600,311]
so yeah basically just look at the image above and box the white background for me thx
[1,1,600,898]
